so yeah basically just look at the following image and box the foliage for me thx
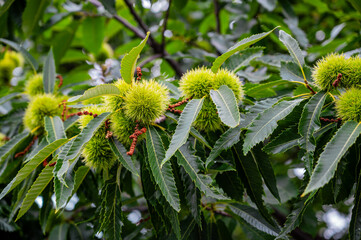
[0,0,361,239]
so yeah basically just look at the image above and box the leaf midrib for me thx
[247,100,299,151]
[148,128,178,207]
[212,89,237,125]
[304,94,326,150]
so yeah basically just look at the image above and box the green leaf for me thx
[67,85,120,103]
[0,38,38,72]
[298,91,327,174]
[276,193,315,239]
[22,0,49,36]
[65,112,111,161]
[56,112,110,184]
[164,112,212,149]
[100,0,116,14]
[252,144,280,202]
[44,116,66,143]
[8,171,37,222]
[263,127,300,154]
[303,121,361,196]
[0,138,68,200]
[243,99,303,154]
[162,98,204,167]
[108,136,139,176]
[226,47,264,72]
[99,181,123,240]
[54,157,78,210]
[280,61,311,84]
[120,32,150,84]
[0,131,30,164]
[72,166,90,195]
[349,0,361,13]
[278,30,306,82]
[211,27,278,73]
[82,17,105,54]
[216,171,243,201]
[350,172,361,240]
[48,223,70,240]
[52,22,79,66]
[0,218,15,232]
[53,139,74,186]
[246,80,290,100]
[206,125,241,168]
[176,142,228,200]
[43,48,56,94]
[16,163,54,220]
[228,203,279,236]
[210,85,240,128]
[180,167,201,226]
[64,115,79,131]
[146,126,180,212]
[233,143,275,226]
[0,0,15,17]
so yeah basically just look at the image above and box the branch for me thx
[138,53,162,68]
[213,0,221,34]
[123,0,160,52]
[89,0,184,76]
[88,0,145,38]
[161,0,172,52]
[272,208,326,240]
[113,15,146,39]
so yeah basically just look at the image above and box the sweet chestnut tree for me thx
[0,1,361,239]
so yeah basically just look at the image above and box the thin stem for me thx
[161,0,172,52]
[213,0,221,33]
[138,53,163,68]
[123,0,159,51]
[89,0,183,76]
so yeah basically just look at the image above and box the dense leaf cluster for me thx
[1,1,361,240]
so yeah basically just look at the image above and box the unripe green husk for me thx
[79,105,116,171]
[23,94,63,132]
[124,80,169,123]
[179,67,243,132]
[104,79,131,111]
[0,132,6,147]
[25,74,44,97]
[312,53,361,90]
[110,112,143,147]
[336,88,361,122]
[194,98,222,132]
[180,67,214,99]
[0,51,24,84]
[213,68,244,101]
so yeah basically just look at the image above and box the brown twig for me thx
[161,0,172,52]
[15,135,38,158]
[89,0,183,76]
[138,54,163,68]
[320,117,342,123]
[127,124,147,156]
[213,0,221,33]
[66,110,98,120]
[167,97,191,114]
[332,73,342,88]
[57,75,63,88]
[105,131,113,139]
[136,67,142,81]
[306,84,317,95]
[136,215,151,225]
[61,100,67,121]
